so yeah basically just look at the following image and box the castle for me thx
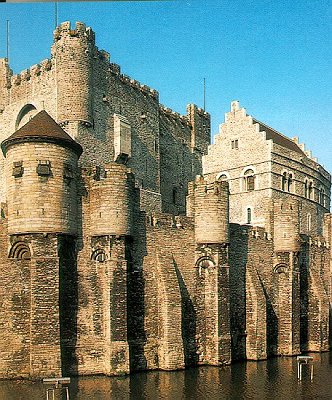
[0,21,330,379]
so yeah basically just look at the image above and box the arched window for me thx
[287,173,293,192]
[91,248,107,262]
[217,174,228,182]
[16,104,38,130]
[9,242,31,260]
[282,172,287,191]
[308,182,313,199]
[244,169,255,191]
[319,187,325,206]
[247,208,252,224]
[304,180,308,198]
[307,214,311,232]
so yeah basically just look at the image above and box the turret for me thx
[273,199,300,251]
[187,104,210,155]
[52,21,95,126]
[192,176,231,366]
[1,110,83,235]
[0,58,11,111]
[89,163,133,237]
[194,176,229,244]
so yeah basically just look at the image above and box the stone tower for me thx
[2,110,82,235]
[272,199,301,355]
[52,21,94,130]
[72,163,135,376]
[1,110,82,378]
[192,176,231,365]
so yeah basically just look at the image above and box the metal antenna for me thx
[6,20,9,62]
[203,78,206,111]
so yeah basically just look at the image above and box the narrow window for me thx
[288,173,293,192]
[231,139,239,149]
[63,163,74,179]
[308,182,313,199]
[244,169,255,191]
[320,188,325,206]
[172,187,177,204]
[282,172,287,191]
[12,161,24,178]
[247,208,252,224]
[307,214,311,231]
[304,180,308,198]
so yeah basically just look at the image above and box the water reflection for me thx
[0,353,331,399]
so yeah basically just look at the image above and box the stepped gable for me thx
[252,118,305,156]
[1,110,83,156]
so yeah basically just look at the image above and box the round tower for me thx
[89,163,133,237]
[52,21,94,126]
[1,110,83,235]
[194,177,229,244]
[273,199,300,251]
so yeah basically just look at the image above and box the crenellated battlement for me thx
[159,104,191,125]
[9,59,54,88]
[194,174,229,195]
[81,162,133,182]
[230,223,272,241]
[53,21,95,44]
[187,103,210,121]
[116,73,159,100]
[145,212,194,231]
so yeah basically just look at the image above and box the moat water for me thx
[0,353,331,400]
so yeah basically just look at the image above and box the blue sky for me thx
[1,1,331,172]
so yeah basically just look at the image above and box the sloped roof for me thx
[1,110,83,156]
[252,118,305,156]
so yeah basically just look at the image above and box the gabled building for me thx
[203,101,330,235]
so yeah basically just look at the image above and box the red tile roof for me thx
[1,110,83,156]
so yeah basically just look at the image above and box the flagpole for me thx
[203,78,206,111]
[55,2,58,28]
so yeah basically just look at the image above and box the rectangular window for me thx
[12,161,24,178]
[247,176,255,191]
[63,163,74,179]
[231,139,239,149]
[37,160,51,176]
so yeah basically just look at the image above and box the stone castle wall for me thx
[0,21,211,215]
[0,21,330,380]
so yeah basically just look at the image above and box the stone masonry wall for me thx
[130,212,196,371]
[0,228,63,378]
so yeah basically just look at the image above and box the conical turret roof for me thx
[1,110,83,156]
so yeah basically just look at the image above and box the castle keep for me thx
[0,22,331,379]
